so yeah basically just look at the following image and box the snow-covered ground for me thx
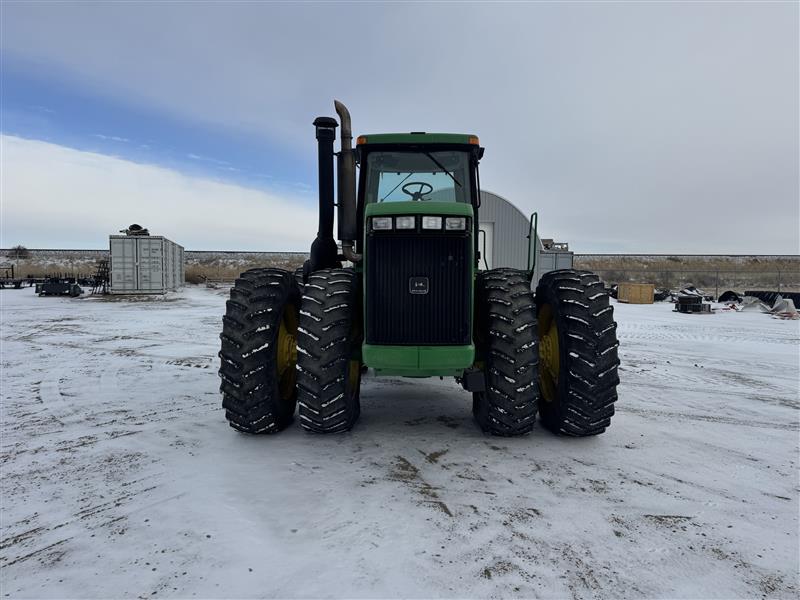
[1,286,798,599]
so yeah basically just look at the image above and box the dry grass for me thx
[185,255,306,283]
[6,250,798,292]
[574,255,799,272]
[574,256,800,292]
[5,252,307,284]
[9,259,100,278]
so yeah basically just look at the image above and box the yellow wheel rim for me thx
[538,303,560,403]
[277,304,298,400]
[347,359,360,394]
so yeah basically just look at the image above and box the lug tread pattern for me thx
[473,268,540,436]
[296,268,361,433]
[536,269,620,436]
[218,268,299,433]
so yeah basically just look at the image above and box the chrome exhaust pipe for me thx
[334,100,361,263]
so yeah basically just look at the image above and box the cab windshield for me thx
[364,150,473,203]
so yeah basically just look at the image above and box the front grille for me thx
[366,232,471,345]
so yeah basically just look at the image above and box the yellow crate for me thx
[617,283,654,304]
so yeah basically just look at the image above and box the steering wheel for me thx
[401,181,434,201]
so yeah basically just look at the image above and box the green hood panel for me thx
[363,344,475,377]
[359,133,476,145]
[365,202,474,218]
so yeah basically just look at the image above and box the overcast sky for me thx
[2,1,798,253]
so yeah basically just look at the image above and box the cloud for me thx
[187,153,229,166]
[1,135,317,251]
[93,133,130,143]
[2,3,798,252]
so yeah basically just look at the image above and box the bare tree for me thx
[8,245,30,259]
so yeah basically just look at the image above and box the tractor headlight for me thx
[371,217,393,231]
[395,216,415,230]
[422,216,443,230]
[445,217,467,230]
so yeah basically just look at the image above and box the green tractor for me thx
[218,101,619,436]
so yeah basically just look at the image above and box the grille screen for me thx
[366,232,471,345]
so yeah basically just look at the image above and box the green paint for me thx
[363,344,475,376]
[527,211,538,273]
[359,133,476,145]
[365,201,474,218]
[359,149,479,376]
[361,201,476,378]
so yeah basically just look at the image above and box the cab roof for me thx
[357,133,478,145]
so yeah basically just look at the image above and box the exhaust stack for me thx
[308,116,340,273]
[334,100,361,263]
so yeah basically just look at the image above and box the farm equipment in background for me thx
[218,101,620,436]
[37,277,83,297]
[91,260,110,295]
[0,264,24,289]
[0,264,42,289]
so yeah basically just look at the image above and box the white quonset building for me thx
[478,190,573,285]
[109,228,184,294]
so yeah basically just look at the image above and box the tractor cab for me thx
[351,134,484,377]
[356,134,480,205]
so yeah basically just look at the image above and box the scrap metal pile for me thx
[606,281,798,319]
[36,277,83,297]
[737,295,799,320]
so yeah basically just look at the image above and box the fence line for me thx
[590,269,800,296]
[0,248,308,257]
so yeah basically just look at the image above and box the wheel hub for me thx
[276,307,298,400]
[277,328,297,375]
[537,304,559,402]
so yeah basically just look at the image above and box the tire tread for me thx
[536,269,620,436]
[218,268,299,434]
[473,268,540,436]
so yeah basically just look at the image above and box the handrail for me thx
[526,211,538,274]
[479,229,489,270]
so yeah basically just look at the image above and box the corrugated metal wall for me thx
[109,235,185,294]
[478,190,573,285]
[478,190,533,270]
[109,237,138,291]
[137,237,165,292]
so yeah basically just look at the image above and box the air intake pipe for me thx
[308,116,340,273]
[334,100,361,263]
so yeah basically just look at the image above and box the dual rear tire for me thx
[218,268,300,433]
[534,269,620,435]
[218,267,361,434]
[473,268,619,436]
[473,269,540,436]
[296,269,362,433]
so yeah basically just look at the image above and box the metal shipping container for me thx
[109,235,185,294]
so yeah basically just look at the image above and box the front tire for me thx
[296,268,362,433]
[473,268,539,436]
[535,269,620,436]
[218,268,300,433]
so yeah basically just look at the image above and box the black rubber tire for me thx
[296,268,362,433]
[535,269,620,436]
[473,268,540,436]
[293,266,305,290]
[218,268,300,433]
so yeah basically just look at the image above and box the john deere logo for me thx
[409,277,429,295]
